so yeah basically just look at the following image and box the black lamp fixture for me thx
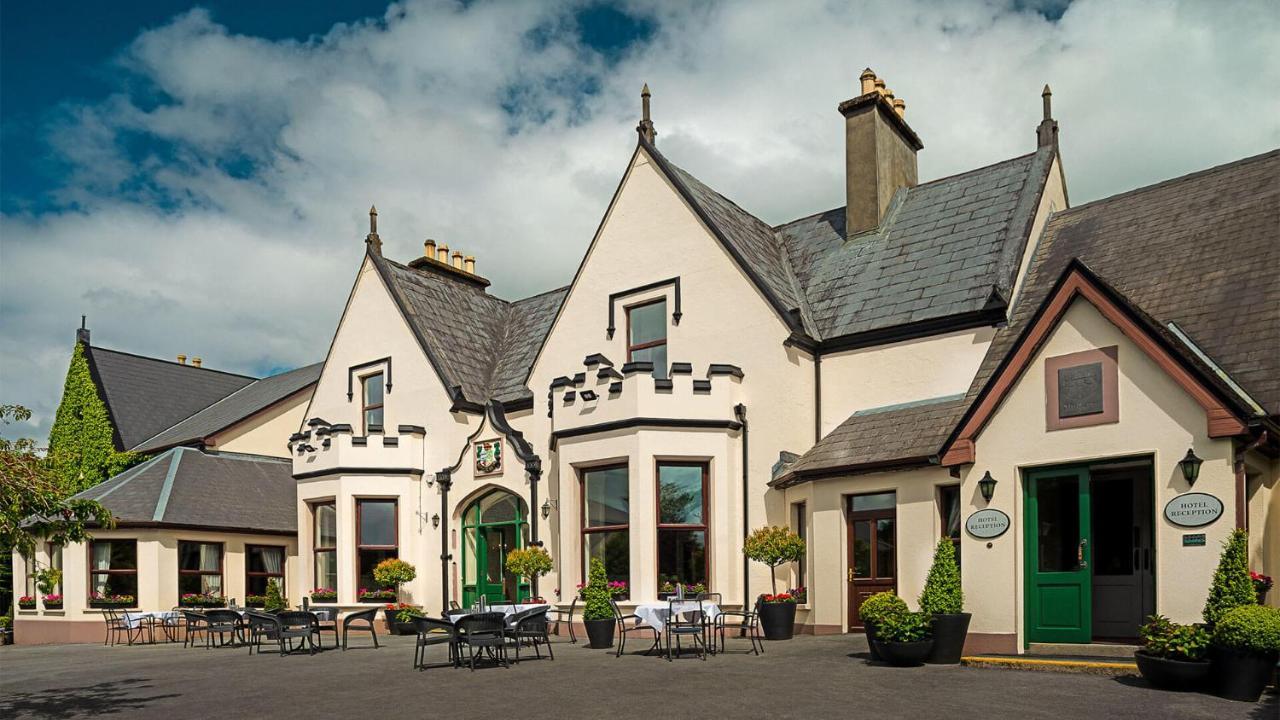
[1178,448,1203,486]
[978,471,998,503]
[431,513,440,529]
[541,498,553,520]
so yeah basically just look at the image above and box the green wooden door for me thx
[1025,466,1092,644]
[461,491,530,607]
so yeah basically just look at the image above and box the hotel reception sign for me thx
[965,509,1011,539]
[1163,493,1223,528]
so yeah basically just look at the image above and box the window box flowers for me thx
[42,594,64,610]
[88,592,136,608]
[309,588,337,603]
[788,586,807,604]
[179,593,225,608]
[658,580,706,599]
[1250,571,1273,605]
[245,595,268,609]
[357,587,397,603]
[17,596,36,610]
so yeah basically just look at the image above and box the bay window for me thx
[656,462,708,589]
[313,502,337,592]
[89,540,137,603]
[357,499,398,591]
[581,464,630,587]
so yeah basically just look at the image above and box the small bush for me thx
[0,615,11,628]
[743,526,806,595]
[858,591,908,625]
[36,568,62,596]
[1138,614,1209,661]
[1212,605,1280,654]
[876,611,932,642]
[505,546,554,580]
[919,538,963,615]
[1202,529,1256,626]
[372,559,416,590]
[581,558,615,621]
[264,579,288,612]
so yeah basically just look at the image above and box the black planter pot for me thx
[925,613,971,664]
[863,622,883,661]
[878,639,934,667]
[1133,651,1211,691]
[758,602,797,641]
[584,618,615,648]
[1210,644,1280,702]
[43,603,64,611]
[17,603,35,611]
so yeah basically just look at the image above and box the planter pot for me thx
[17,604,35,611]
[1258,589,1269,606]
[758,602,797,641]
[245,601,265,609]
[1210,644,1280,702]
[43,603,64,611]
[877,639,934,667]
[1133,651,1211,691]
[89,602,134,609]
[925,613,971,664]
[864,622,883,661]
[583,618,615,648]
[310,596,337,604]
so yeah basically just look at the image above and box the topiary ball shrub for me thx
[1202,528,1256,626]
[372,558,417,591]
[859,591,908,625]
[919,538,963,615]
[876,611,933,643]
[1212,605,1280,654]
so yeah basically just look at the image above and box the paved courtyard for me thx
[0,633,1273,719]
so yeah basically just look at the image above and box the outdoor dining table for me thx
[447,603,549,624]
[631,601,721,634]
[122,610,182,630]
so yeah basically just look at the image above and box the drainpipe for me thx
[437,470,453,613]
[528,459,542,599]
[1234,430,1268,530]
[814,353,822,444]
[735,403,749,610]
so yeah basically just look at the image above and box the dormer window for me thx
[362,372,384,433]
[627,299,667,377]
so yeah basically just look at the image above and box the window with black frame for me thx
[581,464,630,588]
[357,499,398,590]
[938,485,962,568]
[246,545,286,596]
[657,462,708,589]
[178,541,224,597]
[89,540,138,601]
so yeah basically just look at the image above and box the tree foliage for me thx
[918,538,964,615]
[505,546,553,581]
[743,525,806,595]
[264,578,288,612]
[1203,528,1256,626]
[47,343,142,493]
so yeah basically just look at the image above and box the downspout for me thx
[1233,430,1268,530]
[735,403,749,609]
[437,471,453,613]
[814,352,822,444]
[528,460,543,599]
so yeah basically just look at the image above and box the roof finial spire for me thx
[77,315,90,345]
[637,83,657,144]
[1036,84,1059,151]
[1041,84,1052,121]
[365,204,383,256]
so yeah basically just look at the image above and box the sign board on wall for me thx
[1163,493,1223,528]
[474,439,503,476]
[965,509,1011,539]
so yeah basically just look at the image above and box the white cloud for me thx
[2,0,1278,441]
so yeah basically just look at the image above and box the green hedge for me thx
[47,343,143,493]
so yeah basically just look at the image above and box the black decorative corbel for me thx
[347,356,393,401]
[606,277,681,339]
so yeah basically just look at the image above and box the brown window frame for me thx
[655,461,710,590]
[312,501,337,591]
[579,463,630,587]
[356,498,399,592]
[88,539,138,605]
[46,541,64,596]
[177,540,225,598]
[792,501,807,590]
[625,298,668,362]
[245,544,287,598]
[361,371,385,434]
[937,484,962,568]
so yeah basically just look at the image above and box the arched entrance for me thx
[461,490,530,607]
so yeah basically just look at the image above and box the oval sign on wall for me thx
[1163,493,1223,528]
[966,509,1011,539]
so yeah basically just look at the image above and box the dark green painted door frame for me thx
[1024,465,1092,644]
[461,492,530,607]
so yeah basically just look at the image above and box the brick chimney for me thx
[839,69,923,236]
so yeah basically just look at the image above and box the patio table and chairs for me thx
[611,600,660,658]
[662,597,709,661]
[504,607,554,662]
[275,611,320,655]
[624,598,720,660]
[244,611,283,655]
[455,611,509,671]
[181,610,210,648]
[203,609,244,647]
[411,616,459,670]
[714,595,764,655]
[102,608,147,646]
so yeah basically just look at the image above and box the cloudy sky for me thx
[2,0,1278,443]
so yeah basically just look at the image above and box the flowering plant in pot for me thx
[372,558,417,623]
[857,591,908,661]
[658,579,706,599]
[1250,571,1273,605]
[384,603,424,634]
[88,592,135,608]
[1209,605,1280,702]
[359,587,397,602]
[743,525,806,640]
[179,592,225,608]
[580,558,617,648]
[17,595,36,610]
[918,538,968,664]
[1133,614,1210,690]
[36,568,62,608]
[788,587,807,604]
[875,611,934,666]
[309,588,337,603]
[42,593,64,610]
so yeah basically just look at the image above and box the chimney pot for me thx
[874,77,886,96]
[860,68,877,95]
[464,255,475,274]
[177,354,187,365]
[424,238,436,259]
[893,98,906,118]
[451,251,463,270]
[839,76,921,237]
[192,357,202,368]
[438,245,450,263]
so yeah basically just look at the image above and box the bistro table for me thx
[447,603,549,624]
[631,601,721,634]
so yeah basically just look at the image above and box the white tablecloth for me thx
[122,611,181,629]
[632,601,721,633]
[448,603,549,624]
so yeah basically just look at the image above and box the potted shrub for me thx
[17,595,35,610]
[1209,605,1280,702]
[919,538,969,664]
[88,593,135,608]
[506,546,554,599]
[1251,571,1273,606]
[1202,528,1256,627]
[581,558,617,648]
[263,579,288,613]
[373,558,417,624]
[0,615,11,645]
[858,591,908,662]
[37,568,62,609]
[743,525,806,640]
[384,603,424,634]
[1133,614,1211,690]
[310,588,338,603]
[42,594,63,610]
[874,611,934,666]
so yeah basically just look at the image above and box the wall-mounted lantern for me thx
[978,471,998,504]
[431,513,440,529]
[1178,448,1203,486]
[541,499,553,520]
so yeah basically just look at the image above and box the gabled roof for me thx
[72,447,296,534]
[131,362,322,453]
[370,253,568,409]
[84,345,256,450]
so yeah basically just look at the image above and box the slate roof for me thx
[73,447,296,534]
[84,346,256,450]
[131,362,322,453]
[373,254,568,408]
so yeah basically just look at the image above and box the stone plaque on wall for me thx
[1058,362,1103,417]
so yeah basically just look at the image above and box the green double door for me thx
[1025,467,1092,643]
[461,491,530,607]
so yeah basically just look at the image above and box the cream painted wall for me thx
[211,388,311,457]
[964,296,1239,646]
[1246,452,1280,608]
[818,327,994,435]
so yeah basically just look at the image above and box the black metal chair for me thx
[665,597,707,661]
[159,607,185,643]
[276,611,319,655]
[455,612,508,671]
[180,610,209,648]
[102,608,144,646]
[548,597,578,643]
[448,600,461,611]
[412,616,459,670]
[696,592,723,654]
[342,607,380,650]
[204,609,243,648]
[244,611,282,655]
[612,599,659,658]
[505,608,554,662]
[715,596,763,655]
[311,607,339,649]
